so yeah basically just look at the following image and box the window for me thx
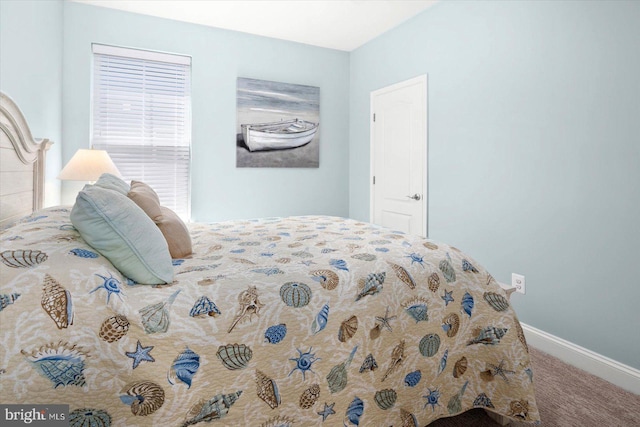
[92,44,192,219]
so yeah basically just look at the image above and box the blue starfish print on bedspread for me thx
[125,340,155,369]
[317,401,336,422]
[441,289,454,306]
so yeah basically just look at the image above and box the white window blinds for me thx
[92,43,192,219]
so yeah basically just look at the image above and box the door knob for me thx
[407,194,421,201]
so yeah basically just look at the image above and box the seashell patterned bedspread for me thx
[0,207,540,426]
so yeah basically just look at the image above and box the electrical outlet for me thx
[512,273,526,294]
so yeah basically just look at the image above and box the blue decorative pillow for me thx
[94,173,130,195]
[70,184,173,284]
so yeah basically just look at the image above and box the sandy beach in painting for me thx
[236,77,320,168]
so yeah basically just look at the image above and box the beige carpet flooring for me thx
[429,346,640,426]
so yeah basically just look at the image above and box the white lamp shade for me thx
[58,149,121,181]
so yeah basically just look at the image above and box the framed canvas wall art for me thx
[236,77,320,168]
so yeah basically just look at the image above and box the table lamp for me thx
[58,149,121,182]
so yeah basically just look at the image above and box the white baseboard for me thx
[521,322,640,395]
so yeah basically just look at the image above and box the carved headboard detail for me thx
[0,91,52,228]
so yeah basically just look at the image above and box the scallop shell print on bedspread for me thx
[1,249,48,268]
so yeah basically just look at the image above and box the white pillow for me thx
[70,185,174,284]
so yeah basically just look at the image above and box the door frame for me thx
[369,74,428,237]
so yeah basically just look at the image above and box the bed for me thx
[0,91,540,426]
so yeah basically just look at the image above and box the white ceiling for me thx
[71,0,437,51]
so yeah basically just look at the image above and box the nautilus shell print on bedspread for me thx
[442,313,460,338]
[310,269,339,290]
[120,381,165,416]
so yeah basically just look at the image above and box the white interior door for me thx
[370,75,427,237]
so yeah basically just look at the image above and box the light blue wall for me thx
[0,0,62,206]
[350,0,640,369]
[61,2,350,222]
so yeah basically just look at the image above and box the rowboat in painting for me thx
[241,119,319,152]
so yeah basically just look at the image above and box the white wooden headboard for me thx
[0,91,52,228]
